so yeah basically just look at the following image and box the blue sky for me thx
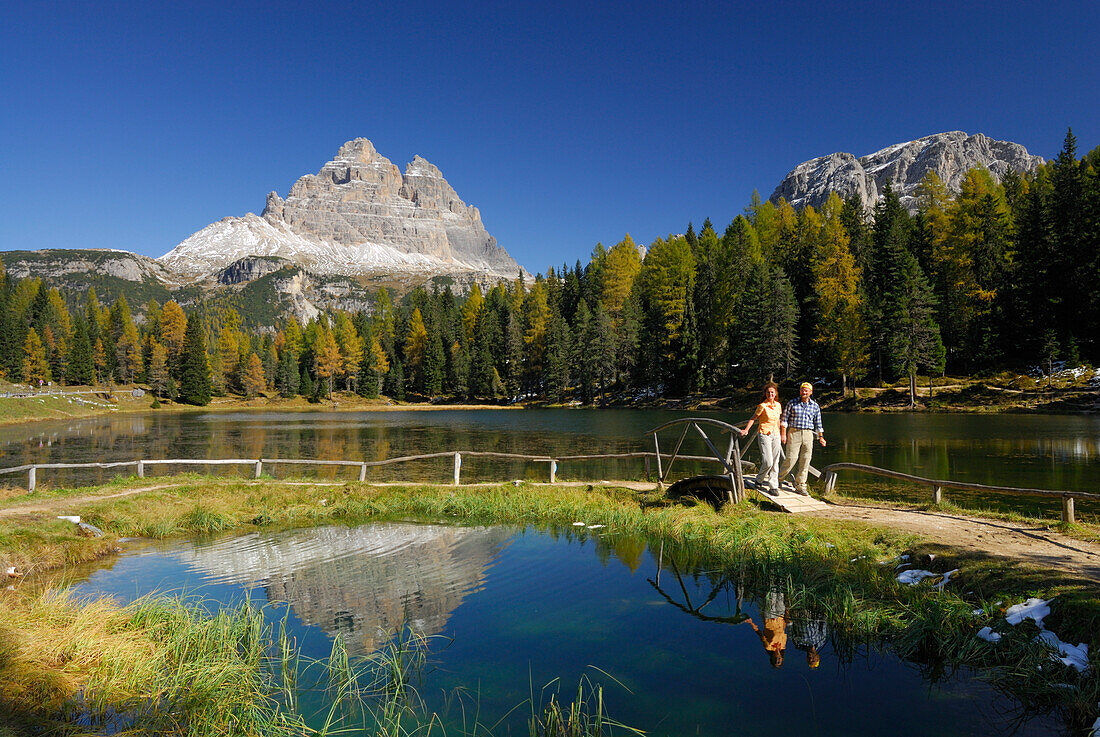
[2,1,1097,273]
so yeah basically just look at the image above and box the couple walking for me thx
[738,382,825,496]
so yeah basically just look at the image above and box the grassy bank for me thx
[2,478,1099,733]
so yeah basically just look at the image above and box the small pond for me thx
[64,521,1063,736]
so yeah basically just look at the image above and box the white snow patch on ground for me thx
[1006,598,1051,626]
[932,569,960,590]
[1036,630,1090,672]
[977,626,1002,643]
[897,569,940,585]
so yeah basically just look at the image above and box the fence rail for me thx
[820,462,1095,523]
[2,449,739,492]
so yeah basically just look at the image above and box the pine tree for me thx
[178,314,212,406]
[886,252,945,408]
[544,309,571,402]
[93,338,108,385]
[572,300,594,402]
[813,193,868,394]
[22,328,50,384]
[148,340,169,397]
[242,353,266,399]
[160,300,187,377]
[67,318,95,385]
[299,364,313,398]
[637,235,696,391]
[403,308,428,393]
[116,320,142,384]
[313,328,342,398]
[276,349,300,398]
[424,330,445,396]
[469,312,496,399]
[387,357,405,401]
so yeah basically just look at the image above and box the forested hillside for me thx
[1,130,1096,406]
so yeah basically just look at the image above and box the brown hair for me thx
[762,381,779,401]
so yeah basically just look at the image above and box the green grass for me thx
[2,476,1099,733]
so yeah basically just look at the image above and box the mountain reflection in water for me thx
[173,523,512,654]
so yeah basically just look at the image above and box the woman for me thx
[739,382,782,495]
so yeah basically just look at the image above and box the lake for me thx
[65,520,1062,736]
[4,408,1099,498]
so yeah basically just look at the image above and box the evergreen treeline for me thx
[1,130,1096,406]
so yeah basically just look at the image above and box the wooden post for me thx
[137,460,144,479]
[359,462,367,482]
[1062,494,1076,524]
[932,485,943,505]
[28,465,36,492]
[254,460,262,478]
[644,455,651,481]
[549,460,557,484]
[731,438,745,503]
[453,452,461,486]
[823,471,836,495]
[652,434,664,482]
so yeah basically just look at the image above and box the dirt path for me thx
[0,483,186,518]
[808,501,1100,580]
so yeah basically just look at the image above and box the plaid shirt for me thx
[781,398,823,434]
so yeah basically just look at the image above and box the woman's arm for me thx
[739,406,764,436]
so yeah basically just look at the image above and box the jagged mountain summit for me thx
[770,131,1044,212]
[160,138,524,280]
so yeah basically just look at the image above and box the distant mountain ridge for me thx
[770,131,1044,212]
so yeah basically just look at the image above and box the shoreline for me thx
[0,376,1096,429]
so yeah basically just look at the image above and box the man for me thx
[779,382,826,495]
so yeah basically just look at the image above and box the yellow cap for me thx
[799,382,813,391]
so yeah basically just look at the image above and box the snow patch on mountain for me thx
[161,213,482,279]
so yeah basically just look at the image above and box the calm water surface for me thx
[65,521,1059,736]
[4,408,1099,492]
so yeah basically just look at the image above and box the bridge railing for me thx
[820,462,1097,524]
[644,417,823,503]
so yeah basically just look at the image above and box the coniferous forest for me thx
[1,131,1097,406]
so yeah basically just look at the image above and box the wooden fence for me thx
[820,462,1096,523]
[1,449,1090,524]
[0,450,733,493]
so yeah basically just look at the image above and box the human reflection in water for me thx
[744,586,787,668]
[790,609,828,669]
[646,544,827,670]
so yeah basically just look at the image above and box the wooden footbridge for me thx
[645,417,828,513]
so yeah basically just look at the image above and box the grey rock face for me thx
[770,132,1044,212]
[216,256,288,286]
[4,249,174,284]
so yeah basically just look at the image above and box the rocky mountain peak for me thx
[770,131,1045,212]
[161,138,524,281]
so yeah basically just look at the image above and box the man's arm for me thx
[815,403,826,446]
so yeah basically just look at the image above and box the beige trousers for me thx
[779,429,816,491]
